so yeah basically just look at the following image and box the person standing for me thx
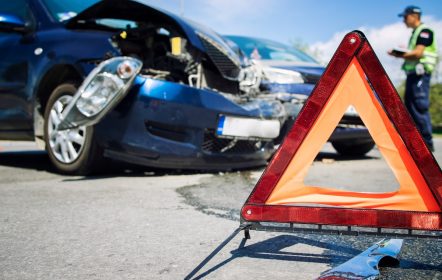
[388,5,438,152]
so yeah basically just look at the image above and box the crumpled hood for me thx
[66,0,239,62]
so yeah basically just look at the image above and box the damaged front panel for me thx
[57,0,287,167]
[62,0,285,128]
[67,0,263,97]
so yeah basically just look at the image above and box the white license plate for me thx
[216,115,280,139]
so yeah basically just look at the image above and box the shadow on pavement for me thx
[0,150,218,179]
[0,149,377,179]
[314,151,378,161]
[190,234,442,279]
[0,150,56,172]
[190,234,355,279]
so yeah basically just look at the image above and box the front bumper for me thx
[94,76,283,170]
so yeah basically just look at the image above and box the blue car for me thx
[0,0,284,174]
[225,36,375,156]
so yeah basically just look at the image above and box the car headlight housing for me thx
[262,67,304,84]
[76,73,124,117]
[76,57,142,117]
[57,57,142,130]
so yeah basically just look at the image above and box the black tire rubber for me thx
[331,141,375,157]
[44,83,102,175]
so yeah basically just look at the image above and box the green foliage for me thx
[429,83,442,127]
[290,38,323,62]
[395,82,442,128]
[396,82,405,98]
[290,38,310,53]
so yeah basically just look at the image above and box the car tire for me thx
[331,141,375,157]
[44,83,102,175]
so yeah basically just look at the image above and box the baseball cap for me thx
[398,5,422,17]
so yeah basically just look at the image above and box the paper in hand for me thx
[391,47,408,56]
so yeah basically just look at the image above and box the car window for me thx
[227,36,318,63]
[95,19,138,30]
[0,0,32,22]
[42,0,100,22]
[41,0,137,29]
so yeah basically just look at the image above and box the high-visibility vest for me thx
[402,24,438,74]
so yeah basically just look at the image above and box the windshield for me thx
[42,0,100,22]
[226,36,318,63]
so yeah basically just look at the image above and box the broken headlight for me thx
[57,57,142,130]
[76,72,124,117]
[76,57,142,117]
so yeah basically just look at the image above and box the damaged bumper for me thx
[57,57,285,170]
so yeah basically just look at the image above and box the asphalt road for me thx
[0,139,441,279]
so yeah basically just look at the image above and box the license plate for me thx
[216,115,280,139]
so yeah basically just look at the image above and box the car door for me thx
[0,0,36,136]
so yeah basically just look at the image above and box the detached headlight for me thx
[262,67,304,84]
[76,73,124,117]
[57,57,142,130]
[76,57,142,117]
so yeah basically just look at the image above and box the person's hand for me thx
[388,49,403,58]
[388,50,396,57]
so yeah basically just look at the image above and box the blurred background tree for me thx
[429,83,442,132]
[291,38,323,61]
[396,82,442,133]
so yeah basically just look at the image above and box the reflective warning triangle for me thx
[241,31,442,231]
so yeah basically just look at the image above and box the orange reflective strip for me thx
[266,59,440,212]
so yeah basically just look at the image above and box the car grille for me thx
[145,121,187,142]
[197,33,241,80]
[202,131,266,154]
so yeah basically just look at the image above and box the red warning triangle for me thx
[241,31,442,231]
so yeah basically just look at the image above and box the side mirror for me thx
[0,13,31,34]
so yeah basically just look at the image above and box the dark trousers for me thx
[404,73,433,148]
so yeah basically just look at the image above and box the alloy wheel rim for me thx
[47,95,87,164]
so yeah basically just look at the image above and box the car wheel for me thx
[44,83,102,175]
[331,141,375,157]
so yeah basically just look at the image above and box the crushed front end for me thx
[60,0,286,169]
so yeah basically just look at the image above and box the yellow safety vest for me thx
[402,24,438,74]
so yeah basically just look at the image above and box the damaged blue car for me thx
[226,35,375,156]
[0,0,284,174]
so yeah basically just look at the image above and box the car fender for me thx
[30,29,118,140]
